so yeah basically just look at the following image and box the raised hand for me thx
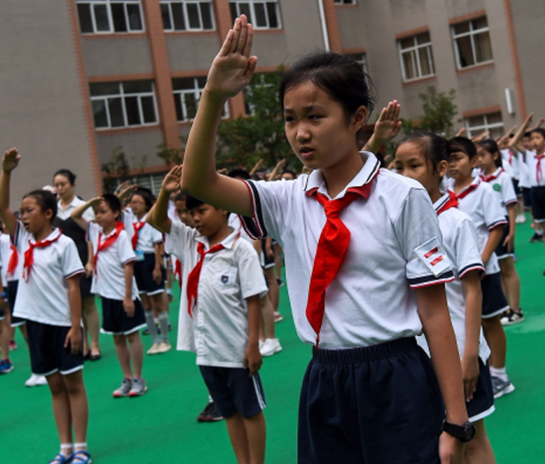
[374,100,402,143]
[2,148,20,173]
[162,164,182,193]
[205,15,258,101]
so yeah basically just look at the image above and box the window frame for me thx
[76,0,145,34]
[229,0,282,30]
[172,77,229,123]
[464,112,504,139]
[159,0,216,32]
[90,81,159,130]
[451,17,494,70]
[397,32,435,82]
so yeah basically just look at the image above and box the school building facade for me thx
[0,0,543,203]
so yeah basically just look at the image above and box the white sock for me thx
[74,442,87,451]
[490,366,508,381]
[60,444,73,456]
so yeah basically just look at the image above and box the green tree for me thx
[101,146,130,193]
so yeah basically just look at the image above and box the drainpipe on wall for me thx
[317,0,330,51]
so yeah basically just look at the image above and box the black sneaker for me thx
[500,309,524,325]
[530,232,543,243]
[197,401,224,422]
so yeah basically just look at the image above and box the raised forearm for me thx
[147,187,172,233]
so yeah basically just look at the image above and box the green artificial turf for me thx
[2,215,545,463]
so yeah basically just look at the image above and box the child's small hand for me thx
[2,148,21,173]
[85,262,94,278]
[455,127,466,137]
[244,343,262,376]
[205,15,257,101]
[373,101,402,143]
[439,432,465,464]
[504,233,515,253]
[162,165,182,193]
[65,326,83,355]
[152,267,162,285]
[123,297,135,317]
[460,354,479,402]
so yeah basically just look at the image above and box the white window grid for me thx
[76,0,144,34]
[465,112,504,139]
[397,33,435,81]
[451,18,493,69]
[160,0,215,31]
[90,81,159,129]
[229,0,281,30]
[173,77,229,122]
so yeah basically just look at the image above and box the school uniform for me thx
[1,233,25,327]
[480,167,518,259]
[87,221,146,335]
[165,222,268,419]
[418,193,494,422]
[239,151,455,464]
[448,177,509,318]
[128,212,165,296]
[55,197,95,299]
[526,149,545,222]
[12,222,85,376]
[518,150,533,209]
[500,148,521,195]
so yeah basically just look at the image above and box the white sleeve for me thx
[396,189,455,288]
[500,175,517,206]
[150,225,164,245]
[164,221,196,263]
[455,218,486,278]
[117,231,137,265]
[482,185,508,229]
[87,222,100,253]
[61,238,85,279]
[235,241,268,300]
[82,206,95,223]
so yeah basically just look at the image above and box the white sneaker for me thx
[260,338,282,357]
[155,342,172,354]
[25,373,47,387]
[516,214,526,224]
[147,343,161,355]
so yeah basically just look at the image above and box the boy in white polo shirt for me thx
[147,165,268,464]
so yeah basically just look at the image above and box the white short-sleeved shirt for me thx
[87,222,139,300]
[228,214,254,243]
[166,223,268,367]
[518,150,532,189]
[480,168,518,215]
[1,233,22,286]
[447,177,506,275]
[125,211,163,254]
[57,196,95,222]
[167,200,182,224]
[12,222,84,326]
[526,149,545,187]
[500,149,519,179]
[417,194,490,362]
[239,152,454,349]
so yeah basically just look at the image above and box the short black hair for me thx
[228,168,250,180]
[478,139,503,168]
[101,193,122,215]
[53,169,76,185]
[23,189,58,221]
[174,191,187,202]
[448,136,478,160]
[531,128,545,139]
[185,194,204,211]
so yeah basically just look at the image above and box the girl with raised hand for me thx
[181,15,471,464]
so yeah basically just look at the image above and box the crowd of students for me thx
[1,14,545,464]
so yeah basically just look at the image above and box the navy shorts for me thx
[7,280,25,327]
[80,274,93,299]
[26,320,84,376]
[531,186,545,222]
[467,358,495,422]
[495,217,514,260]
[101,297,146,335]
[298,337,444,464]
[522,187,532,210]
[481,273,509,318]
[512,178,521,196]
[134,253,166,296]
[199,366,266,419]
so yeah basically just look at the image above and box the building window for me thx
[398,32,435,81]
[334,0,356,4]
[229,1,281,29]
[160,1,215,31]
[451,16,493,69]
[77,0,144,34]
[90,80,158,129]
[465,112,503,139]
[172,77,229,122]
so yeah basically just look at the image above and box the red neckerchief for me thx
[174,259,182,283]
[23,230,63,283]
[480,168,504,183]
[451,179,479,201]
[132,220,146,250]
[536,154,545,186]
[305,170,378,347]
[437,191,459,216]
[7,244,19,277]
[186,242,225,317]
[94,221,125,276]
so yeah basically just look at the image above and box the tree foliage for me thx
[101,146,130,193]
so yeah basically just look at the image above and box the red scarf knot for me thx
[23,230,63,283]
[94,221,125,277]
[132,220,146,250]
[536,154,545,186]
[437,191,459,216]
[480,168,504,183]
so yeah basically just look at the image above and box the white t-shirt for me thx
[480,167,517,215]
[239,152,454,349]
[165,224,268,367]
[526,149,545,187]
[57,196,95,222]
[12,222,84,326]
[87,222,139,301]
[500,149,519,179]
[125,211,163,254]
[447,177,506,275]
[417,194,490,362]
[518,150,532,189]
